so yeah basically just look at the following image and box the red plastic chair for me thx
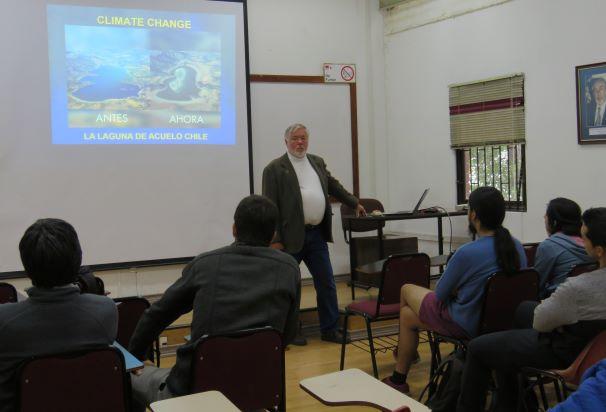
[19,346,129,412]
[191,327,285,411]
[428,269,539,381]
[339,253,431,378]
[0,282,18,304]
[521,330,606,409]
[114,296,161,366]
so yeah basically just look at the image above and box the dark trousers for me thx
[457,301,567,412]
[290,226,339,333]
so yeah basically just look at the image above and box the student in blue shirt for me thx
[382,187,526,394]
[534,197,593,298]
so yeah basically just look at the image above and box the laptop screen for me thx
[412,189,430,213]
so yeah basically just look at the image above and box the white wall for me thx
[4,0,387,295]
[383,0,606,244]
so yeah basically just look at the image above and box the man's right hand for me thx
[270,242,285,250]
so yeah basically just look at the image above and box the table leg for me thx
[378,226,384,259]
[437,217,444,273]
[348,226,356,300]
[437,216,445,255]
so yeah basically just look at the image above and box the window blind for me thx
[449,74,525,148]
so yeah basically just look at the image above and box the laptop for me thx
[390,189,430,215]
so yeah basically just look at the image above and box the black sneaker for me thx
[321,330,351,344]
[291,333,307,346]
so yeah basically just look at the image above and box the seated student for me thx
[550,358,606,412]
[457,207,606,412]
[382,187,527,394]
[128,195,301,409]
[0,219,117,412]
[535,197,593,298]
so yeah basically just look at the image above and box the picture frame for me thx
[576,62,606,144]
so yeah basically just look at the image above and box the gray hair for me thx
[284,123,308,140]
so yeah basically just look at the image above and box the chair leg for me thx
[428,331,441,381]
[365,318,378,378]
[553,378,564,402]
[538,377,549,409]
[340,313,349,371]
[154,338,161,367]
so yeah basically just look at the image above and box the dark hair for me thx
[468,187,520,274]
[546,198,582,236]
[19,218,82,288]
[234,195,278,246]
[582,208,606,248]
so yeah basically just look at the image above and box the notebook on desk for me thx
[387,189,429,215]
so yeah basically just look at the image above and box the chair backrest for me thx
[19,346,128,412]
[377,253,431,310]
[479,269,539,335]
[340,198,385,234]
[0,282,18,304]
[523,242,539,267]
[114,296,151,349]
[191,327,284,411]
[568,261,599,278]
[563,330,606,386]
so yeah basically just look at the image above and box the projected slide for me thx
[47,5,236,144]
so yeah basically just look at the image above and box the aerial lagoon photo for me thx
[65,25,221,128]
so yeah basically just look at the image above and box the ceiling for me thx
[379,0,408,8]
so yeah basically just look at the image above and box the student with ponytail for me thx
[382,187,527,394]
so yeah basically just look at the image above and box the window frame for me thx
[455,143,527,212]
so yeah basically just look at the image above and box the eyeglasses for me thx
[288,136,308,142]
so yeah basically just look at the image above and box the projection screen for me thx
[0,0,251,273]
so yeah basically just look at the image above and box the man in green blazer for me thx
[262,123,365,345]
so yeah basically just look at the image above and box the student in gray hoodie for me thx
[535,198,595,298]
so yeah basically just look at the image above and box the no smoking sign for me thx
[324,63,356,83]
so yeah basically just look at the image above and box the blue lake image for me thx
[73,66,140,101]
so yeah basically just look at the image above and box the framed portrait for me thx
[576,62,606,144]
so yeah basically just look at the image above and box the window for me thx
[456,143,526,210]
[449,74,527,211]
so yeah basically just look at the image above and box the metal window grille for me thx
[456,143,526,211]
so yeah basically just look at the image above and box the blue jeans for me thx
[290,226,339,333]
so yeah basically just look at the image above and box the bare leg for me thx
[401,284,431,313]
[395,285,431,374]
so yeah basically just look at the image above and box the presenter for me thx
[262,123,365,345]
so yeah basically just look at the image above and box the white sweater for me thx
[287,153,325,225]
[533,267,606,332]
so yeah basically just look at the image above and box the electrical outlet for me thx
[159,336,168,347]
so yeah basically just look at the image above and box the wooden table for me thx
[343,210,466,259]
[150,391,240,412]
[300,368,430,412]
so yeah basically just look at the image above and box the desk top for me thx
[150,391,239,412]
[300,368,430,412]
[343,210,467,222]
[112,341,144,372]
